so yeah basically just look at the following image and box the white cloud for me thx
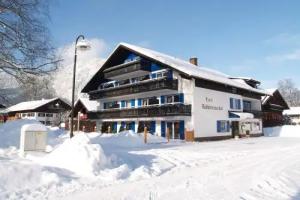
[265,49,300,64]
[52,38,107,102]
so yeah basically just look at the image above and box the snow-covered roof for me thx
[283,107,300,115]
[118,43,269,95]
[261,88,278,104]
[77,98,99,111]
[6,98,59,112]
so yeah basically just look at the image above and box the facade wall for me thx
[192,87,262,138]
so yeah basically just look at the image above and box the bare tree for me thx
[278,79,300,107]
[20,75,56,101]
[0,0,58,83]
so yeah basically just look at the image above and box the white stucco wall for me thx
[192,87,242,138]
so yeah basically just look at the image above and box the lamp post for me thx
[70,35,91,138]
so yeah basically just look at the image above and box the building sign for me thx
[202,97,223,111]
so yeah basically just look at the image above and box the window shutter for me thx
[113,122,118,133]
[161,121,166,137]
[227,121,230,132]
[217,121,221,132]
[150,121,156,134]
[131,121,135,132]
[179,121,185,140]
[131,99,135,107]
[167,70,173,79]
[138,99,142,107]
[238,100,241,109]
[230,98,233,109]
[121,100,125,108]
[179,93,184,103]
[160,96,165,104]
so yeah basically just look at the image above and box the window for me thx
[230,98,241,109]
[45,121,51,126]
[21,113,27,117]
[217,120,230,132]
[27,113,35,117]
[142,99,148,106]
[164,94,183,104]
[104,101,119,109]
[243,100,251,111]
[38,113,45,117]
[46,113,53,117]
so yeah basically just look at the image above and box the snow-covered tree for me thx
[278,79,300,106]
[52,38,107,102]
[20,75,56,101]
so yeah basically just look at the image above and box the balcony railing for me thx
[88,104,191,119]
[103,59,151,79]
[89,78,178,100]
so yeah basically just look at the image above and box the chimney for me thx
[189,57,198,66]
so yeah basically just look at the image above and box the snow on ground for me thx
[264,125,300,137]
[1,122,300,200]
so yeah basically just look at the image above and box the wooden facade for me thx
[66,99,96,133]
[261,89,289,127]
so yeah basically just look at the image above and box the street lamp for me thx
[70,35,91,138]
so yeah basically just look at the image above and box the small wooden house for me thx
[261,89,289,127]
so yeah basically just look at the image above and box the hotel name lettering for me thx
[202,97,223,111]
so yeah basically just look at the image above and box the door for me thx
[167,122,173,139]
[231,121,239,138]
[174,122,180,139]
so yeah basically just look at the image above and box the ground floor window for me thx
[101,122,118,133]
[217,120,230,132]
[119,121,135,132]
[137,121,155,134]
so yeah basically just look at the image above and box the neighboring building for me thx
[66,97,99,132]
[81,43,269,141]
[283,107,300,125]
[0,104,7,123]
[261,89,289,127]
[6,98,71,126]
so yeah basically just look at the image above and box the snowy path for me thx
[61,137,300,200]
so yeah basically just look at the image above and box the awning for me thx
[229,112,254,119]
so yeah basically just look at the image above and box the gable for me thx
[263,90,289,111]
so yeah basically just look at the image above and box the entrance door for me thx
[167,122,173,139]
[174,122,180,139]
[231,121,239,138]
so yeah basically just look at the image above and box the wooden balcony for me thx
[89,79,178,100]
[243,109,263,118]
[103,59,151,79]
[88,104,191,119]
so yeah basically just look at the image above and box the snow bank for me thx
[43,133,108,177]
[0,119,41,148]
[93,130,167,148]
[0,161,60,199]
[0,119,66,149]
[264,125,300,137]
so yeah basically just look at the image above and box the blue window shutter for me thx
[138,99,142,107]
[161,96,165,104]
[121,122,125,129]
[113,122,118,132]
[217,121,221,132]
[179,121,185,140]
[230,98,233,109]
[161,121,166,137]
[150,121,156,134]
[227,121,230,132]
[121,100,125,108]
[131,121,135,132]
[131,99,135,107]
[151,73,157,79]
[238,100,241,109]
[167,70,173,79]
[179,93,184,103]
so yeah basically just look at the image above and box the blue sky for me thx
[49,0,300,88]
